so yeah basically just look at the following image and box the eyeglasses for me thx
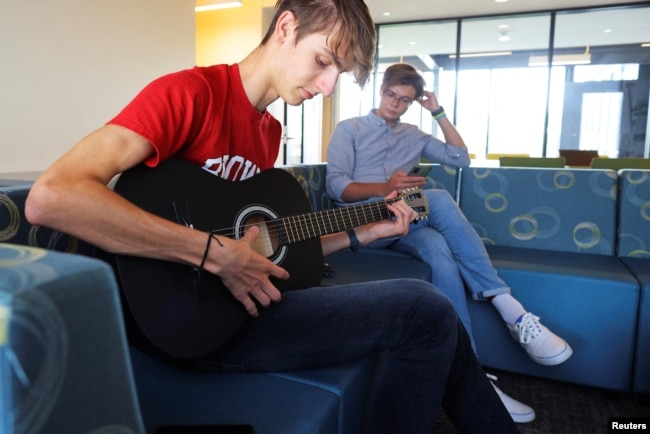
[383,89,414,106]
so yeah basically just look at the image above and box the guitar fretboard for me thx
[277,198,399,245]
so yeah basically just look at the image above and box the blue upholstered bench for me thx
[0,243,144,434]
[458,167,639,391]
[130,349,382,434]
[617,169,650,394]
[282,163,648,393]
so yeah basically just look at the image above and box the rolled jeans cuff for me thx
[472,286,511,301]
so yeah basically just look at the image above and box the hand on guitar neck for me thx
[319,189,420,257]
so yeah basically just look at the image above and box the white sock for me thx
[491,293,527,326]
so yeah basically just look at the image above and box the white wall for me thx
[0,0,196,173]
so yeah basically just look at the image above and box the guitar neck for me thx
[279,198,398,244]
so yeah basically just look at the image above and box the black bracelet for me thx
[346,229,360,253]
[198,231,223,273]
[430,106,445,117]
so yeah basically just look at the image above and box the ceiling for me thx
[366,0,646,24]
[364,0,650,64]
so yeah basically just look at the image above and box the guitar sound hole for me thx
[246,214,280,259]
[234,204,288,266]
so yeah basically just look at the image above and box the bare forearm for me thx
[27,175,207,267]
[420,91,467,150]
[437,117,467,150]
[320,224,382,256]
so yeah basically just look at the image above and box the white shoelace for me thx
[514,313,543,344]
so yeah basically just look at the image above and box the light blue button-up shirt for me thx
[326,109,471,206]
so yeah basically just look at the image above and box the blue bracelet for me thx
[430,106,445,117]
[346,229,360,252]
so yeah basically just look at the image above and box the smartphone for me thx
[407,164,432,177]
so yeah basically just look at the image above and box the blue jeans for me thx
[200,279,518,433]
[368,189,511,350]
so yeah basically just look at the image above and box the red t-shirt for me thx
[108,64,282,181]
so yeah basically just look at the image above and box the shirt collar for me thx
[369,109,400,127]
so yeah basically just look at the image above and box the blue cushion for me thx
[267,352,383,434]
[459,167,618,255]
[130,348,381,434]
[0,185,94,256]
[617,170,650,258]
[0,244,144,434]
[469,245,639,391]
[423,164,460,201]
[620,256,650,394]
[280,164,333,212]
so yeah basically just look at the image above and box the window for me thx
[552,7,650,158]
[581,92,623,157]
[333,4,650,160]
[456,14,551,158]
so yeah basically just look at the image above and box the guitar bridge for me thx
[173,200,194,229]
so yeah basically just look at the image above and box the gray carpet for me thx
[435,369,650,433]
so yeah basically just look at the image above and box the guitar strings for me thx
[205,187,427,254]
[209,206,391,239]
[207,197,400,245]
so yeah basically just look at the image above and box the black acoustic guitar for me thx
[111,159,429,359]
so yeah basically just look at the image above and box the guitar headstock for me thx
[398,188,430,220]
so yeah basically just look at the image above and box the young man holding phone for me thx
[326,62,573,424]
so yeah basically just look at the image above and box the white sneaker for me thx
[508,312,573,366]
[487,373,536,423]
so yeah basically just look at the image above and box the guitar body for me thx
[112,159,323,359]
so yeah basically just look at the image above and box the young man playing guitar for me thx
[25,0,518,432]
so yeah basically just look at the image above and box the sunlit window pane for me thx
[580,92,623,157]
[336,72,373,122]
[545,67,567,158]
[487,68,548,155]
[456,70,490,155]
[458,14,551,158]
